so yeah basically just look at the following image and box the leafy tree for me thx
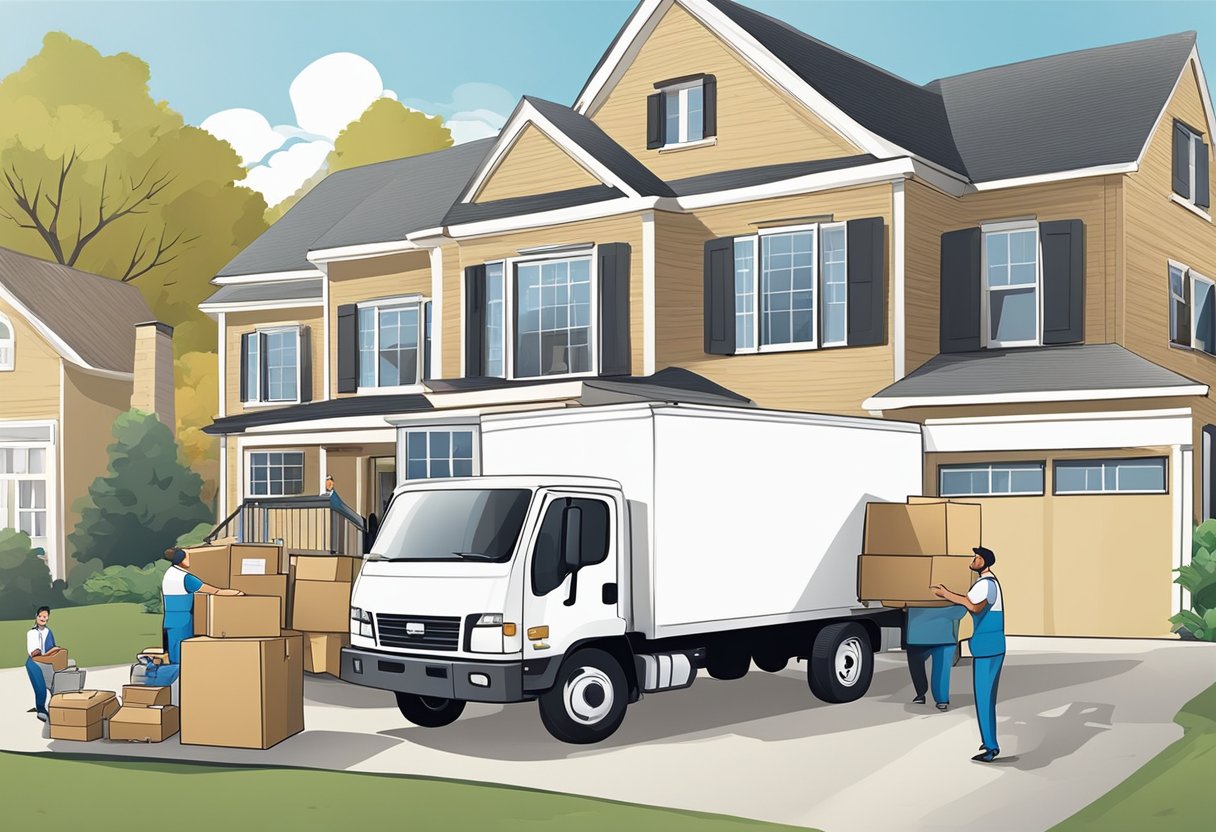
[1172,520,1216,640]
[0,529,64,619]
[175,350,220,505]
[64,559,169,614]
[0,33,268,356]
[67,409,213,570]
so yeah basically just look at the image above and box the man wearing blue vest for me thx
[932,546,1006,763]
[906,604,966,710]
[161,548,242,664]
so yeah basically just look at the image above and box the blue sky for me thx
[4,0,1213,204]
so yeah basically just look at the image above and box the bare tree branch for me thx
[120,226,199,283]
[1,164,66,262]
[67,163,176,267]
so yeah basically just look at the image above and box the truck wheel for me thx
[538,648,628,744]
[395,693,466,727]
[807,623,873,704]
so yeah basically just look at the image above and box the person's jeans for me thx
[164,624,193,665]
[907,644,956,704]
[973,653,1006,751]
[25,657,48,714]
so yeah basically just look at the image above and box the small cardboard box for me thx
[185,545,231,589]
[181,634,304,749]
[34,648,69,672]
[304,633,350,676]
[231,575,290,627]
[51,722,105,742]
[294,555,359,583]
[858,554,976,604]
[290,581,353,633]
[122,685,172,707]
[229,543,283,580]
[109,705,180,743]
[48,690,120,731]
[863,500,982,556]
[200,594,281,638]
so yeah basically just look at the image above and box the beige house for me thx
[0,246,174,579]
[203,0,1216,638]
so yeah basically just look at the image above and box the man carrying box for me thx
[162,548,243,664]
[906,605,966,710]
[25,605,65,722]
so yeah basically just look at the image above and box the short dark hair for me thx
[36,606,51,616]
[973,546,997,569]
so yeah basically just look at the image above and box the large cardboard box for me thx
[304,633,349,676]
[48,690,120,740]
[291,580,352,633]
[185,545,231,589]
[33,648,69,672]
[294,555,359,583]
[231,575,290,627]
[857,554,976,605]
[180,634,304,749]
[122,685,172,706]
[197,594,281,638]
[863,500,981,556]
[229,544,284,580]
[109,705,180,743]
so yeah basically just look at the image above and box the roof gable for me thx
[473,123,604,202]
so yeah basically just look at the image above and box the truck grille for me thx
[375,614,461,651]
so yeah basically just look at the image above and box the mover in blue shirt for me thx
[25,605,65,722]
[161,548,242,664]
[905,604,966,710]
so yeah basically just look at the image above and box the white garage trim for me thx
[922,409,1194,453]
[1176,444,1193,616]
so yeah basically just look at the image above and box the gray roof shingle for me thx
[200,278,323,308]
[0,246,154,373]
[444,185,624,226]
[669,154,880,196]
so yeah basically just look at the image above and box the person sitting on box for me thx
[162,548,243,664]
[906,605,966,710]
[26,605,65,722]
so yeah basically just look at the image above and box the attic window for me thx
[647,75,717,149]
[1173,120,1210,210]
[0,315,12,371]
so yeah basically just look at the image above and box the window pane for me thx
[359,307,376,387]
[429,460,451,479]
[263,330,298,401]
[1117,461,1165,492]
[452,431,473,459]
[27,448,44,475]
[1010,469,1044,493]
[407,431,426,460]
[821,226,847,344]
[406,461,427,480]
[453,459,473,478]
[734,238,756,349]
[514,258,593,378]
[429,430,450,460]
[665,91,680,142]
[485,263,506,378]
[940,470,975,496]
[248,451,304,496]
[1195,281,1215,355]
[990,287,1036,343]
[761,232,815,346]
[376,306,419,387]
[244,334,259,401]
[686,84,704,142]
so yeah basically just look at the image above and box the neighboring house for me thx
[202,0,1216,638]
[0,246,174,579]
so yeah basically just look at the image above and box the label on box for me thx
[241,558,267,576]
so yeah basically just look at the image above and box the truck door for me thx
[523,491,624,659]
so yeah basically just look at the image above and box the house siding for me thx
[0,296,64,419]
[224,307,324,415]
[475,124,602,202]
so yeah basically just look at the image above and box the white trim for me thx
[981,223,1042,349]
[0,310,13,372]
[892,180,905,379]
[212,269,323,286]
[923,407,1193,426]
[506,250,599,381]
[199,298,323,314]
[430,246,443,380]
[306,239,421,265]
[657,136,717,154]
[217,311,227,419]
[319,446,328,493]
[1170,192,1213,222]
[676,159,918,210]
[938,461,1046,497]
[396,423,481,481]
[1052,456,1169,495]
[71,365,134,382]
[970,162,1139,192]
[427,381,586,410]
[575,0,667,115]
[642,210,656,375]
[1177,444,1193,615]
[240,428,398,447]
[865,384,1207,411]
[56,365,65,581]
[240,325,304,407]
[319,261,331,400]
[922,410,1194,453]
[656,78,707,147]
[406,227,446,244]
[1135,49,1216,173]
[244,447,308,499]
[446,196,658,240]
[218,438,228,520]
[355,296,429,390]
[0,282,96,372]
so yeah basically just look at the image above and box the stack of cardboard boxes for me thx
[290,555,357,676]
[48,690,120,741]
[110,685,180,742]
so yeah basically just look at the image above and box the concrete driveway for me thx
[2,637,1212,832]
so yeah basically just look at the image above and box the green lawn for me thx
[1052,679,1216,830]
[0,750,809,831]
[1,603,160,668]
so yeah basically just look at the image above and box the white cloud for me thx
[241,139,333,207]
[405,82,516,145]
[200,108,288,167]
[290,53,387,140]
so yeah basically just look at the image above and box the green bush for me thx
[175,522,215,549]
[0,529,64,619]
[1170,520,1216,640]
[64,559,169,614]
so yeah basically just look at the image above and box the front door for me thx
[523,490,623,660]
[371,457,396,518]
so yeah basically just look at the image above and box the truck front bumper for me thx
[340,647,526,703]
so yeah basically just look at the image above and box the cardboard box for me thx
[863,500,982,556]
[290,581,353,633]
[33,648,69,672]
[858,554,976,604]
[181,634,304,749]
[199,594,281,638]
[304,633,349,676]
[122,685,172,707]
[294,555,359,583]
[229,543,283,580]
[231,575,290,627]
[109,705,180,742]
[50,722,105,742]
[48,690,120,729]
[185,545,231,589]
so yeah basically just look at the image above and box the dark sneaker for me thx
[972,749,999,763]
[936,703,949,711]
[36,712,49,723]
[912,695,926,704]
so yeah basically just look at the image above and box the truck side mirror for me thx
[563,506,583,570]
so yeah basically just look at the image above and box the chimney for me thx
[132,321,175,434]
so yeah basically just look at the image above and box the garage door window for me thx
[1054,458,1167,495]
[939,462,1044,496]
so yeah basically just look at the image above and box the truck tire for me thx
[807,622,873,704]
[395,693,466,728]
[538,648,628,744]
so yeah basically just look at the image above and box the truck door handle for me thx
[602,583,618,605]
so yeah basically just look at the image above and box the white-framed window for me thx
[940,462,1045,497]
[734,224,848,352]
[357,297,430,390]
[401,429,477,480]
[1054,457,1167,495]
[1173,121,1208,207]
[242,327,300,404]
[248,451,306,497]
[0,447,49,542]
[1170,261,1216,357]
[662,79,704,146]
[982,221,1040,348]
[485,262,506,378]
[513,254,595,379]
[0,313,13,371]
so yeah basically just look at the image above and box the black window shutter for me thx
[239,333,250,402]
[939,228,982,353]
[845,217,886,346]
[299,326,313,402]
[646,92,665,149]
[702,75,717,138]
[1205,425,1216,521]
[336,304,358,393]
[704,237,736,355]
[598,243,632,376]
[1196,138,1210,209]
[1040,220,1085,345]
[1173,121,1191,198]
[423,301,432,381]
[464,265,486,378]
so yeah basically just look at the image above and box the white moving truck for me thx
[341,403,922,743]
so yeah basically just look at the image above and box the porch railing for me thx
[205,494,366,556]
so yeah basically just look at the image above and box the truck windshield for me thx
[368,488,532,562]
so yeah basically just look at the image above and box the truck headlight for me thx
[469,613,517,654]
[351,607,373,638]
[476,613,503,626]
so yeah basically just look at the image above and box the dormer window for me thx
[1172,120,1210,214]
[647,74,717,150]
